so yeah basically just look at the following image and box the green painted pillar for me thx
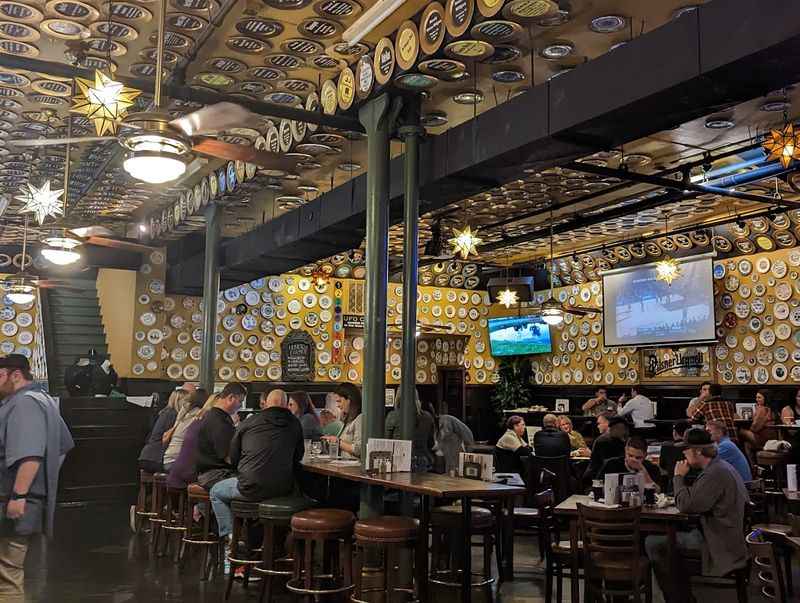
[199,202,221,392]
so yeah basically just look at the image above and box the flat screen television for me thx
[488,315,552,356]
[602,254,716,347]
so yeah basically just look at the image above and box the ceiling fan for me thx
[5,0,298,183]
[527,215,599,325]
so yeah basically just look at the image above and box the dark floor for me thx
[21,504,793,602]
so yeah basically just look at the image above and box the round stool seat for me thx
[153,472,168,483]
[431,504,494,530]
[355,516,419,543]
[291,508,355,536]
[259,495,315,521]
[231,497,261,519]
[187,483,209,498]
[756,450,789,465]
[139,470,154,482]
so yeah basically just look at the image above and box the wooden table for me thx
[302,459,526,603]
[554,495,693,603]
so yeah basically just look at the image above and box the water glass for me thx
[328,438,339,459]
[311,440,322,457]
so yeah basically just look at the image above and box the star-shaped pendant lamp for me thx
[16,181,64,225]
[449,224,482,260]
[71,71,141,136]
[763,123,800,169]
[496,287,519,308]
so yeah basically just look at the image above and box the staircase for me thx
[42,281,109,395]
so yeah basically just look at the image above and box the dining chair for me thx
[528,456,572,504]
[541,490,583,603]
[577,503,652,603]
[746,529,786,602]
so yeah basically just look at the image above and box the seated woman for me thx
[559,415,590,455]
[496,415,531,453]
[780,388,800,425]
[138,388,191,474]
[167,394,218,491]
[321,383,362,459]
[162,389,207,471]
[740,390,776,460]
[288,390,322,440]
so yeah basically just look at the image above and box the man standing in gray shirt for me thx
[0,355,74,601]
[644,427,748,603]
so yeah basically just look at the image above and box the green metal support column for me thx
[199,202,221,392]
[358,94,393,518]
[398,101,423,449]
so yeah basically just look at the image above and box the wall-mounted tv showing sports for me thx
[602,254,716,347]
[488,315,552,356]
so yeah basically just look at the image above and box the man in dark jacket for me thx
[583,416,628,486]
[209,389,304,539]
[533,414,570,457]
[195,383,247,489]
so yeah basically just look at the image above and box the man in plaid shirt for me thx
[690,383,739,444]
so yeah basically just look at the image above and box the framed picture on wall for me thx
[736,403,755,421]
[554,399,569,413]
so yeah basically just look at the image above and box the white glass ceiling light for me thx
[540,306,564,326]
[121,129,190,184]
[41,236,82,266]
[3,276,36,305]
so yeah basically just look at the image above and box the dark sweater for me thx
[584,436,626,484]
[138,406,177,465]
[533,427,570,457]
[196,408,235,474]
[230,406,304,500]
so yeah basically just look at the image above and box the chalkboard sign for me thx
[281,329,315,381]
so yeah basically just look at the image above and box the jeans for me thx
[209,477,241,538]
[644,528,703,603]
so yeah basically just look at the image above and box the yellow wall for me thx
[0,280,45,380]
[97,268,137,377]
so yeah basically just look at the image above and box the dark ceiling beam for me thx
[0,55,364,133]
[167,0,800,293]
[566,162,800,209]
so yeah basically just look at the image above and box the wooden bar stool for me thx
[224,498,265,600]
[149,472,168,555]
[254,496,316,603]
[429,504,496,595]
[180,483,221,580]
[162,486,188,561]
[134,470,156,533]
[352,516,421,603]
[286,508,355,601]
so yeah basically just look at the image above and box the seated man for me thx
[582,386,617,417]
[616,385,655,429]
[645,428,748,603]
[195,383,247,490]
[583,417,628,485]
[532,413,570,457]
[597,436,661,491]
[659,420,693,482]
[706,420,752,482]
[689,383,738,444]
[209,389,304,542]
[686,381,711,418]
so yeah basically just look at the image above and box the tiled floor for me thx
[21,504,789,602]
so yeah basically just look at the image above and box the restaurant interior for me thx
[0,0,799,601]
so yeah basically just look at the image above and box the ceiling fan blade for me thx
[171,102,253,137]
[85,236,154,254]
[7,136,117,147]
[69,225,115,238]
[564,305,600,316]
[192,138,299,171]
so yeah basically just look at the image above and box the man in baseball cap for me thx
[644,427,748,602]
[0,354,74,600]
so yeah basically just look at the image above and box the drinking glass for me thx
[311,440,322,457]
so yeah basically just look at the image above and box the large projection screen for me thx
[602,254,717,348]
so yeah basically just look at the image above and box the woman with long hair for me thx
[740,389,776,459]
[166,393,218,490]
[137,388,192,473]
[322,383,362,458]
[162,388,208,470]
[385,388,435,472]
[289,390,322,440]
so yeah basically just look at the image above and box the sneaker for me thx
[234,566,245,580]
[129,505,137,533]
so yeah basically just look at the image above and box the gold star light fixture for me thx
[449,224,482,260]
[16,181,64,225]
[655,256,682,286]
[763,123,800,168]
[72,71,141,136]
[497,287,519,308]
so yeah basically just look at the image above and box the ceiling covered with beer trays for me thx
[0,0,713,248]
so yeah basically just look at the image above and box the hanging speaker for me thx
[486,276,535,302]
